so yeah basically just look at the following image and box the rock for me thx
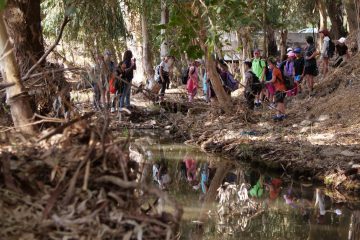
[340,150,357,157]
[318,114,330,122]
[292,124,299,128]
[300,120,312,126]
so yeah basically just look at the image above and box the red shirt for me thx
[273,68,286,91]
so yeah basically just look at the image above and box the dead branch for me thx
[23,16,71,79]
[95,175,138,189]
[38,112,94,142]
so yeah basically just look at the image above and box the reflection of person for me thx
[183,156,197,183]
[315,188,326,224]
[267,178,282,200]
[153,159,171,189]
[249,175,264,198]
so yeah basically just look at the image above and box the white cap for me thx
[287,48,293,53]
[338,37,346,44]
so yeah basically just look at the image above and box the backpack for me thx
[181,67,189,85]
[327,40,335,58]
[225,72,239,92]
[109,74,116,94]
[278,61,294,90]
[249,71,262,94]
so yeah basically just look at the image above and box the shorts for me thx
[266,82,275,95]
[304,65,318,76]
[275,91,286,103]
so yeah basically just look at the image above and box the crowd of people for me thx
[91,30,350,121]
[92,49,136,112]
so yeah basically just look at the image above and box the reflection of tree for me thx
[216,183,261,234]
[349,211,360,240]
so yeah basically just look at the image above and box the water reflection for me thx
[129,132,360,240]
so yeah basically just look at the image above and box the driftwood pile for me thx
[0,113,182,239]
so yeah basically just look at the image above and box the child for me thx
[267,57,287,121]
[110,62,126,113]
[293,48,305,93]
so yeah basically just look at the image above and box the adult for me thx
[334,37,350,68]
[119,50,136,109]
[319,29,331,77]
[304,36,318,93]
[243,59,261,110]
[159,56,174,101]
[251,49,266,107]
[284,51,296,96]
[103,50,115,108]
[293,48,305,93]
[267,57,287,121]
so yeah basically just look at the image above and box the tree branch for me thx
[23,16,71,79]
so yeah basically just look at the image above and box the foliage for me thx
[41,0,127,57]
[0,0,6,10]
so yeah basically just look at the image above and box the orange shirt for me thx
[272,67,286,91]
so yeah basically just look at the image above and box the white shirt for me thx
[160,61,170,73]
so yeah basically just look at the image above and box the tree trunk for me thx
[343,0,357,33]
[4,0,44,74]
[280,29,288,58]
[204,52,231,111]
[326,0,347,39]
[317,0,328,49]
[349,211,360,240]
[120,1,144,84]
[267,27,277,57]
[238,28,251,82]
[0,11,36,135]
[141,0,154,80]
[262,0,268,56]
[356,0,360,49]
[160,0,169,58]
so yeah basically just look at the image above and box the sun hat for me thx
[244,58,252,63]
[338,37,346,44]
[293,48,302,54]
[287,47,293,53]
[104,49,112,55]
[287,51,296,58]
[253,49,261,54]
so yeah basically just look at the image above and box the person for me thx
[319,29,331,77]
[251,49,266,107]
[202,70,211,103]
[92,55,104,109]
[284,51,296,96]
[187,60,200,102]
[304,36,318,93]
[103,50,115,108]
[217,60,231,94]
[334,37,350,67]
[267,57,287,121]
[120,50,136,109]
[293,48,305,93]
[158,56,174,101]
[110,61,126,113]
[243,59,261,110]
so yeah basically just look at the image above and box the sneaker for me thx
[273,115,284,122]
[110,107,115,113]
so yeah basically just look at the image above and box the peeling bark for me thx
[141,0,154,80]
[0,10,36,135]
[4,0,44,73]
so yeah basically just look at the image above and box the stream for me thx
[129,130,360,240]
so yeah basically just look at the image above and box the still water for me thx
[129,131,360,240]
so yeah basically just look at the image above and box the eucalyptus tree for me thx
[4,0,44,73]
[0,3,37,135]
[42,0,127,62]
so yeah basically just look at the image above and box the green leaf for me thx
[0,0,7,10]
